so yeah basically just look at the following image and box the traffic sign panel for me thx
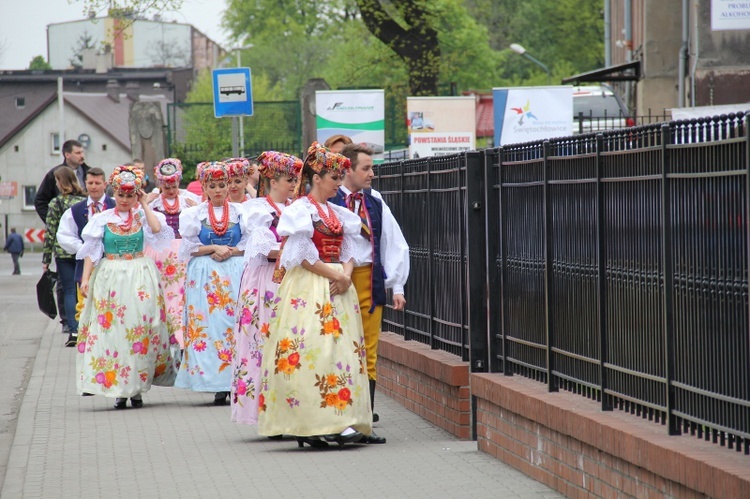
[24,229,45,243]
[212,68,253,118]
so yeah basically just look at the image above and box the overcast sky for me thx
[0,0,229,70]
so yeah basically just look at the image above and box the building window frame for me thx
[51,133,60,155]
[23,185,37,211]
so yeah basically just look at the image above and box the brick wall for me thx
[376,332,471,440]
[472,373,750,499]
[377,332,750,498]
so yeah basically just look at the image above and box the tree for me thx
[147,40,190,67]
[28,55,52,70]
[355,0,440,96]
[69,31,97,68]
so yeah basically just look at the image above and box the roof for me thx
[562,60,642,86]
[475,94,494,138]
[64,92,171,150]
[0,84,57,149]
[0,83,171,150]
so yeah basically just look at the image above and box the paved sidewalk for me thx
[1,253,562,498]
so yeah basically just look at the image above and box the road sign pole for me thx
[239,116,245,157]
[232,117,239,157]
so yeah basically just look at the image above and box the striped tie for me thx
[347,192,371,241]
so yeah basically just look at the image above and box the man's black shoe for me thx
[65,333,78,347]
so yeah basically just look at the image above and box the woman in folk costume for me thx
[226,157,252,204]
[76,165,176,409]
[231,151,302,426]
[257,142,372,448]
[175,162,248,406]
[145,158,198,350]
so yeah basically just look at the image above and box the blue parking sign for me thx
[212,68,253,118]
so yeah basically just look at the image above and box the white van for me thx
[573,85,634,134]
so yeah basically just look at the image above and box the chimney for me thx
[125,81,140,102]
[106,79,120,103]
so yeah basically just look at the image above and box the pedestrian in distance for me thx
[4,228,25,275]
[175,162,248,406]
[324,134,353,154]
[257,142,372,448]
[42,167,85,347]
[231,151,302,427]
[75,165,176,409]
[332,142,410,444]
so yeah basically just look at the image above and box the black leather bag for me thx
[36,270,58,320]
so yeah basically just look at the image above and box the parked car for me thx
[573,85,635,134]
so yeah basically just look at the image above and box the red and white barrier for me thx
[24,229,45,243]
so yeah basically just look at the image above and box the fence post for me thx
[660,123,679,435]
[484,149,504,374]
[465,151,489,372]
[596,134,612,411]
[427,157,435,349]
[543,140,558,392]
[166,103,173,157]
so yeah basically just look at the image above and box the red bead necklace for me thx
[266,195,288,217]
[208,199,230,236]
[307,194,342,234]
[161,194,180,215]
[118,209,134,231]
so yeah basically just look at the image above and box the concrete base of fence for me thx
[376,332,471,440]
[472,373,750,499]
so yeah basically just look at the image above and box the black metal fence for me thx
[375,113,750,455]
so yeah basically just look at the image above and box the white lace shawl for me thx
[278,197,361,269]
[76,208,173,264]
[178,201,248,261]
[242,197,287,266]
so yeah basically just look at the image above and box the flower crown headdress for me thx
[257,151,303,197]
[225,157,254,178]
[154,158,182,185]
[198,161,229,184]
[109,165,145,193]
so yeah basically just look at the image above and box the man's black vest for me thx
[329,188,387,310]
[70,196,115,282]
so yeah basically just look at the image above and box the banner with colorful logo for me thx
[316,90,385,162]
[407,96,476,158]
[493,86,574,146]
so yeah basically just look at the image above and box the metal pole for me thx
[523,53,552,85]
[236,49,245,156]
[231,117,239,157]
[604,0,612,67]
[57,77,65,143]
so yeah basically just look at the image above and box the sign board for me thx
[0,181,18,199]
[407,96,476,158]
[711,0,750,31]
[212,68,254,118]
[24,229,45,243]
[316,89,385,162]
[493,86,574,146]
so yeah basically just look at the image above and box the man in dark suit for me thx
[56,167,114,346]
[35,139,91,335]
[34,139,91,222]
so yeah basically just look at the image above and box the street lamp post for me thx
[234,44,254,157]
[510,43,552,84]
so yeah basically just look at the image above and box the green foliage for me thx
[28,55,52,70]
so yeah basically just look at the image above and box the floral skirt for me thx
[76,257,176,398]
[231,261,280,425]
[144,238,187,348]
[257,264,372,437]
[175,254,243,392]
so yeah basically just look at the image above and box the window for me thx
[15,97,25,109]
[23,185,37,210]
[51,133,60,155]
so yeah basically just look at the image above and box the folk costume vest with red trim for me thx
[312,219,343,263]
[330,188,387,310]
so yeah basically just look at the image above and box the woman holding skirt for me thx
[175,162,248,406]
[76,165,176,409]
[257,142,372,448]
[231,151,302,425]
